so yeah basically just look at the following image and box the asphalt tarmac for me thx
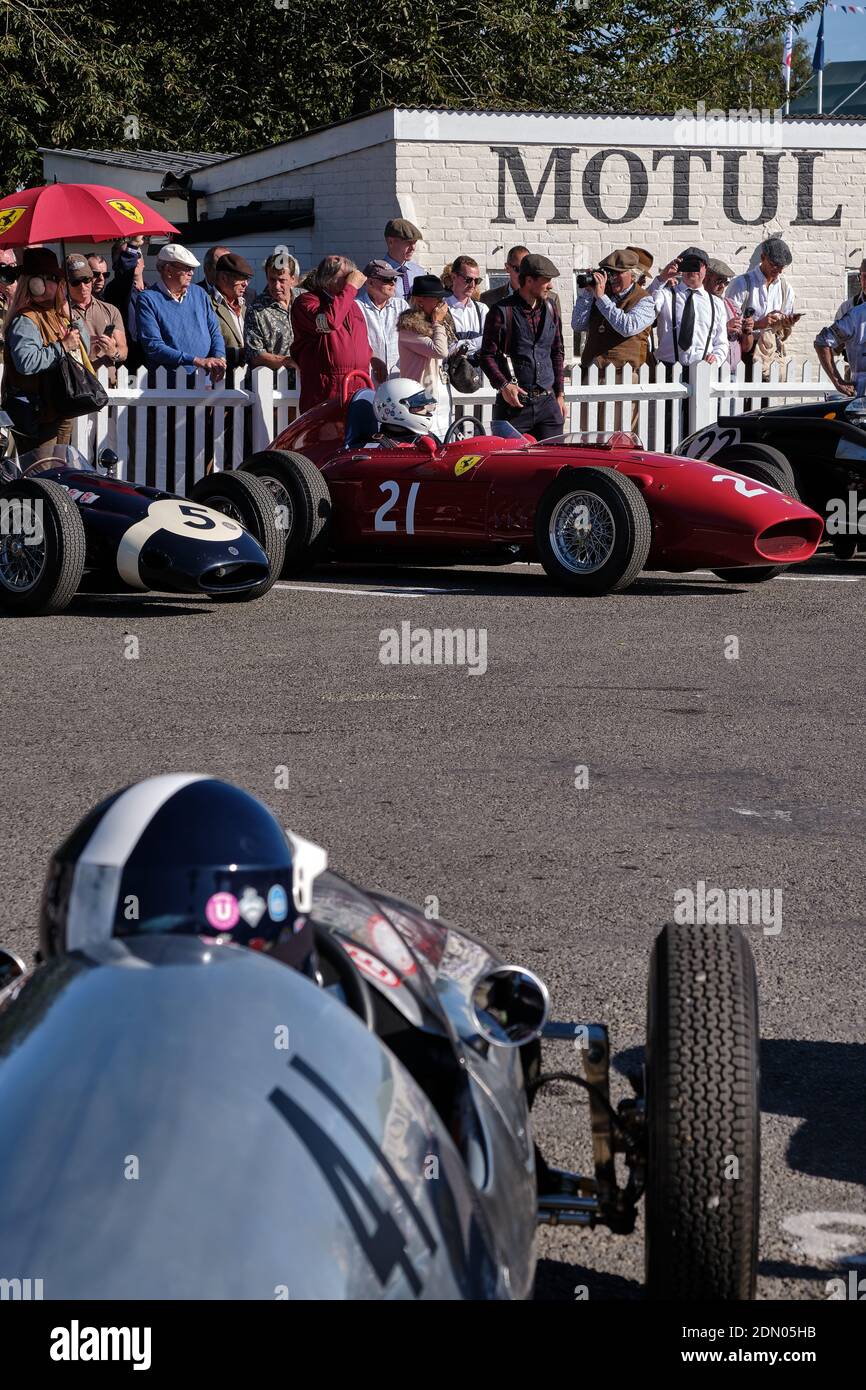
[2,552,864,1300]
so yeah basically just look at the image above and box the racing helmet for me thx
[38,774,327,974]
[373,377,437,437]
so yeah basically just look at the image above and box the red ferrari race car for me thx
[240,376,823,595]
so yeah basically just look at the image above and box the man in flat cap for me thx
[480,252,566,439]
[727,238,796,380]
[705,257,749,370]
[626,246,654,287]
[212,252,254,373]
[481,246,562,317]
[356,259,407,381]
[571,248,657,430]
[382,218,427,298]
[651,247,729,444]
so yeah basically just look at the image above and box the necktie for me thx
[399,264,411,297]
[678,289,695,352]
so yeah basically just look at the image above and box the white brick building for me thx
[44,107,866,349]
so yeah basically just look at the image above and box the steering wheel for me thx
[443,416,487,445]
[313,925,376,1030]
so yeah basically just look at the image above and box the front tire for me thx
[190,471,284,601]
[534,467,652,595]
[645,922,760,1301]
[711,456,794,584]
[0,478,86,614]
[241,449,331,576]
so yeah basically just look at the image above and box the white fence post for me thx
[688,359,715,436]
[250,366,274,453]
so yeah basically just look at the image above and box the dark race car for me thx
[678,393,866,560]
[0,785,760,1301]
[0,423,284,614]
[238,381,823,594]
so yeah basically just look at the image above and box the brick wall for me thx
[395,138,866,352]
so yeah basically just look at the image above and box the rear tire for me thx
[534,467,652,595]
[190,471,283,601]
[0,478,85,614]
[832,535,858,561]
[241,449,331,576]
[711,457,793,584]
[712,444,799,501]
[645,922,760,1301]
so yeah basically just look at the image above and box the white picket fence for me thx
[1,358,839,492]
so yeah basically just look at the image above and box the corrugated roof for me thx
[38,147,229,173]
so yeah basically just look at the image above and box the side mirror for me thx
[98,448,119,473]
[470,965,550,1047]
[0,947,27,991]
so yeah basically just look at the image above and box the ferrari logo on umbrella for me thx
[107,198,145,225]
[0,207,26,237]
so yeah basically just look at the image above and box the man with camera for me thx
[727,238,797,381]
[651,247,728,444]
[571,248,656,429]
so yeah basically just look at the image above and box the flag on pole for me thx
[813,5,826,70]
[783,5,794,93]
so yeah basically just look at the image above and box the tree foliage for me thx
[0,0,824,193]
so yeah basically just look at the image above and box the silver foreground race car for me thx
[0,776,760,1301]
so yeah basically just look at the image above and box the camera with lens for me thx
[576,267,610,290]
[0,264,20,286]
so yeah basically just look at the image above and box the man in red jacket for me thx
[291,255,372,412]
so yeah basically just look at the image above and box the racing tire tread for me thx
[190,470,285,601]
[534,467,653,595]
[711,456,796,584]
[645,922,760,1302]
[241,449,331,577]
[0,477,86,615]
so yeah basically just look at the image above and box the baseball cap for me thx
[155,244,200,269]
[385,218,422,242]
[65,254,93,285]
[363,259,400,282]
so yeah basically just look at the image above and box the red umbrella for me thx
[0,183,179,247]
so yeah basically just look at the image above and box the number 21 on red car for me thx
[374,480,420,534]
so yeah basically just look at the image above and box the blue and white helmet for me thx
[373,377,437,436]
[38,774,327,974]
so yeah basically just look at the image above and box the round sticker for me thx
[107,198,145,224]
[344,942,400,988]
[205,892,239,930]
[0,207,26,237]
[268,884,289,922]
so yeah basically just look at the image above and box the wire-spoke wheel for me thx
[0,478,85,614]
[548,491,616,574]
[535,467,652,594]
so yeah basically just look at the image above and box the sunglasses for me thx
[457,274,483,285]
[91,270,107,278]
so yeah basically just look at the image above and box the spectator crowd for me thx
[4,215,866,457]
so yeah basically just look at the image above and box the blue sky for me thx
[795,2,866,62]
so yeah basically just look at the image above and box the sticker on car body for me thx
[454,453,483,476]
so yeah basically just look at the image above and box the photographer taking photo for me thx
[572,247,656,428]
